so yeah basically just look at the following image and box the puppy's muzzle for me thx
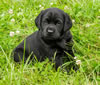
[46,27,55,34]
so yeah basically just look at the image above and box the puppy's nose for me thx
[47,27,55,33]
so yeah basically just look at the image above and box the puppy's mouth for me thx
[42,33,58,40]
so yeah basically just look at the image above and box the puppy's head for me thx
[35,8,72,40]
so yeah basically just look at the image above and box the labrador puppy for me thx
[12,8,78,71]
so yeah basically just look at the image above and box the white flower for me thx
[11,18,15,22]
[19,8,21,10]
[8,9,13,14]
[64,6,69,10]
[10,31,14,37]
[20,8,23,12]
[16,30,20,34]
[50,3,53,5]
[17,12,23,16]
[39,5,42,7]
[86,24,90,27]
[76,60,81,65]
[97,16,100,19]
[74,56,77,59]
[72,19,75,23]
[40,7,44,10]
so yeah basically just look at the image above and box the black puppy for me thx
[12,8,78,71]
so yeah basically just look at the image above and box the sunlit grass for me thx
[0,0,100,84]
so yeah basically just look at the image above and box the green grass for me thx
[0,0,100,85]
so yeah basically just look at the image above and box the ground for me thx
[0,0,100,85]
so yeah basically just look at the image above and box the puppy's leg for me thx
[55,57,63,70]
[12,48,27,63]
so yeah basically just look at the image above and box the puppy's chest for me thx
[38,46,64,59]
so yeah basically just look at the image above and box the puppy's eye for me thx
[43,18,50,24]
[55,21,61,25]
[44,20,48,24]
[57,21,61,24]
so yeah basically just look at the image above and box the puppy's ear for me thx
[35,10,44,30]
[63,13,72,32]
